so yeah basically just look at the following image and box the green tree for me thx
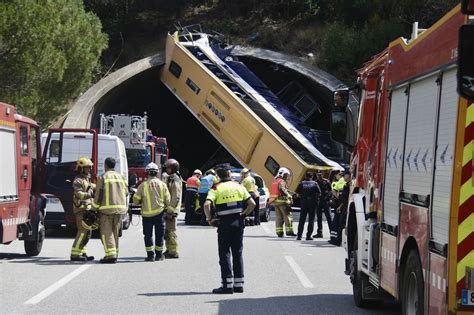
[0,0,108,127]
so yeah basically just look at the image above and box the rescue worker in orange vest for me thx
[70,157,96,261]
[204,165,256,294]
[163,159,182,259]
[133,162,171,261]
[92,157,128,264]
[184,169,202,225]
[240,168,260,226]
[269,167,295,237]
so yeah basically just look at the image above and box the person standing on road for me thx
[269,167,295,237]
[198,169,218,226]
[163,159,182,259]
[133,163,171,262]
[184,169,202,225]
[295,172,321,241]
[329,172,350,246]
[313,171,332,238]
[70,157,96,262]
[92,157,128,264]
[240,168,260,226]
[204,165,256,294]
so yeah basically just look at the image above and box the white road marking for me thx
[261,223,272,234]
[284,256,314,288]
[24,265,91,305]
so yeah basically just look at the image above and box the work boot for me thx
[82,254,95,261]
[212,287,233,294]
[313,233,323,238]
[296,236,302,240]
[70,256,87,262]
[233,287,244,293]
[277,233,284,238]
[286,232,296,237]
[99,257,117,264]
[164,251,179,259]
[306,236,314,241]
[155,252,165,261]
[145,252,155,262]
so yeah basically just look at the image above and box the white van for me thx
[41,132,131,230]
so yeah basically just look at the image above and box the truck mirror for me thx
[129,173,138,187]
[330,111,348,144]
[458,24,474,100]
[334,89,349,109]
[462,0,474,14]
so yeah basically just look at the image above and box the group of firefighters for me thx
[71,154,347,293]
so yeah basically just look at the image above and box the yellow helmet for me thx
[76,157,93,171]
[241,168,250,174]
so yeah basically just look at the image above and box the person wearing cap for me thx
[240,168,260,226]
[198,169,218,226]
[313,170,332,238]
[92,157,128,264]
[294,172,321,240]
[204,165,256,294]
[133,162,171,261]
[184,169,202,225]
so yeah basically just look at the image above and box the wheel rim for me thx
[406,271,418,315]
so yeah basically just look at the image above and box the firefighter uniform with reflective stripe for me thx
[92,171,128,259]
[133,178,170,257]
[184,175,200,224]
[165,173,182,256]
[71,174,95,258]
[207,180,251,290]
[269,178,294,236]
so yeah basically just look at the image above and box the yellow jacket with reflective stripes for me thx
[133,177,170,217]
[92,170,128,215]
[72,174,95,214]
[166,173,182,214]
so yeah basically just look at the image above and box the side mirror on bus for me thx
[333,89,350,109]
[458,24,474,100]
[462,0,474,14]
[330,111,348,144]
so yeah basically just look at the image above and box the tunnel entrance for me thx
[90,66,239,179]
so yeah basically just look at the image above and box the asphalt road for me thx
[0,212,401,314]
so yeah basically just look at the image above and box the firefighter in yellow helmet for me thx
[240,168,260,226]
[71,157,96,261]
[163,159,183,259]
[92,157,128,264]
[133,162,171,261]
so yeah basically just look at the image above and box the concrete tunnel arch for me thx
[62,47,352,178]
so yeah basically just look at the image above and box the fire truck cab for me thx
[331,3,474,314]
[0,102,46,256]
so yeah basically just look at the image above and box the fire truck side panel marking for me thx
[402,74,438,196]
[432,68,458,245]
[428,252,447,315]
[383,88,408,225]
[380,232,398,297]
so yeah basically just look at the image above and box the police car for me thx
[230,168,270,222]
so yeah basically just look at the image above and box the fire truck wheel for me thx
[24,212,45,257]
[401,250,424,315]
[350,250,370,307]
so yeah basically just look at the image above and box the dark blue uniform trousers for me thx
[217,216,244,289]
[142,212,165,254]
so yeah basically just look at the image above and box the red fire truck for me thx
[331,2,474,314]
[0,102,46,256]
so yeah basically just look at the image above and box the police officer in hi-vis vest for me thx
[92,157,128,264]
[133,162,171,261]
[204,165,256,294]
